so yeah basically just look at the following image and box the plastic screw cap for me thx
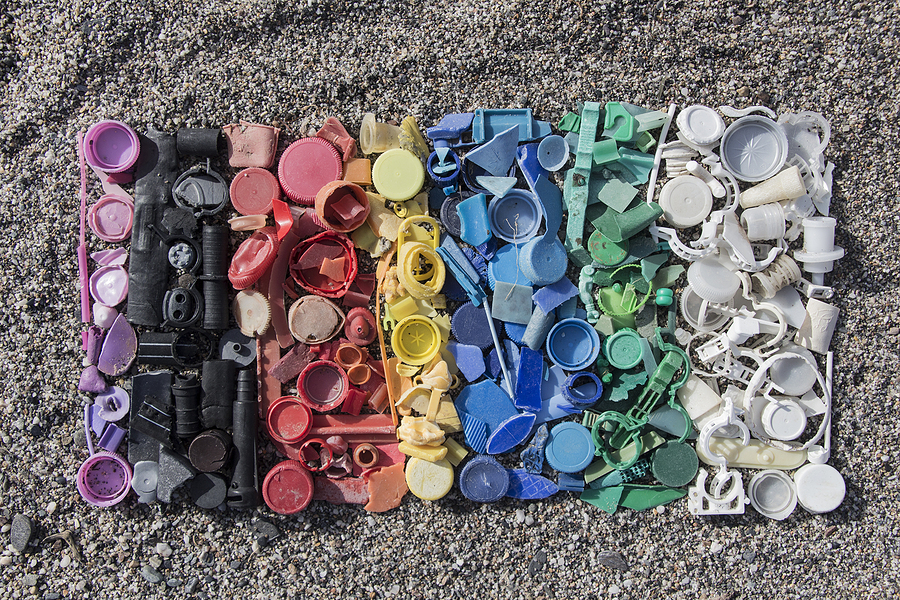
[189,429,232,472]
[545,422,595,474]
[686,257,741,304]
[405,457,454,501]
[451,302,497,350]
[297,361,349,412]
[659,175,713,229]
[650,441,699,487]
[794,464,846,514]
[89,265,129,307]
[459,455,510,502]
[439,194,464,237]
[278,137,343,205]
[228,226,279,289]
[372,148,425,202]
[676,105,725,146]
[83,120,140,173]
[537,135,569,172]
[604,329,643,370]
[266,396,312,443]
[487,190,543,244]
[232,289,271,336]
[88,195,134,242]
[77,451,132,507]
[391,315,442,366]
[562,372,603,408]
[263,460,314,514]
[748,470,797,520]
[546,318,601,371]
[761,399,808,441]
[719,115,789,182]
[289,231,358,298]
[229,167,279,216]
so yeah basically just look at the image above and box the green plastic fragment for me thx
[564,102,601,268]
[616,148,655,184]
[558,111,581,133]
[640,253,668,282]
[584,429,665,482]
[650,441,699,488]
[581,485,625,513]
[606,370,647,403]
[634,303,658,340]
[649,265,686,290]
[603,102,638,142]
[618,485,687,511]
[592,139,620,168]
[635,131,657,153]
[588,229,629,266]
[604,202,665,243]
[591,457,651,489]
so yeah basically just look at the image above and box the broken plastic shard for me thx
[97,314,137,376]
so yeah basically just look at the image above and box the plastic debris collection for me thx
[75,102,845,519]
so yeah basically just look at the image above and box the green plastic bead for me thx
[655,288,673,306]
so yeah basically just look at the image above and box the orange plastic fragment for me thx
[364,462,408,512]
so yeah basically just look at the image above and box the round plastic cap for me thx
[228,226,279,289]
[405,457,454,501]
[83,120,140,173]
[768,347,818,396]
[537,135,569,171]
[298,361,349,412]
[686,257,741,304]
[459,455,510,502]
[230,167,279,215]
[545,422,595,473]
[720,115,789,182]
[546,318,601,371]
[266,396,312,443]
[676,105,725,146]
[263,460,314,514]
[391,315,441,366]
[77,451,132,507]
[748,470,797,520]
[487,190,543,244]
[761,399,808,441]
[650,441,699,487]
[659,175,713,229]
[89,195,134,242]
[794,463,845,514]
[278,137,343,205]
[372,148,425,202]
[604,329,643,370]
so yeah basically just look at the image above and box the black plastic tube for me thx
[201,359,235,430]
[201,225,230,330]
[228,369,259,508]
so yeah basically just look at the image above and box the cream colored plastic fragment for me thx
[676,375,724,432]
[366,192,403,241]
[794,298,839,354]
[442,437,468,466]
[405,457,454,501]
[696,436,807,470]
[398,441,448,462]
[397,416,445,446]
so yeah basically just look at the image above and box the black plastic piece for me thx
[128,128,177,327]
[190,472,228,509]
[200,225,229,330]
[188,429,232,472]
[129,371,172,464]
[138,330,215,368]
[201,359,235,430]
[176,128,222,158]
[162,287,204,328]
[228,369,259,509]
[131,393,174,448]
[173,163,229,217]
[172,374,202,439]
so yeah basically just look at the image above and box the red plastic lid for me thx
[289,231,358,298]
[88,194,134,242]
[228,226,280,289]
[230,167,280,216]
[262,460,314,514]
[314,180,370,232]
[277,137,343,205]
[266,396,312,443]
[297,360,349,412]
[344,307,378,346]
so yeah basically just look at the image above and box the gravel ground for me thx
[0,0,898,598]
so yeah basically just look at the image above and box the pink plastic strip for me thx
[77,131,91,324]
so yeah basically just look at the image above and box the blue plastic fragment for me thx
[537,135,569,172]
[562,371,603,408]
[534,393,580,425]
[456,193,493,247]
[462,247,489,286]
[487,190,544,245]
[520,423,549,473]
[475,239,497,261]
[522,306,556,351]
[442,271,467,301]
[488,339,519,385]
[472,108,552,144]
[557,296,577,319]
[515,143,550,196]
[505,321,528,345]
[532,277,579,315]
[544,422,595,474]
[492,281,534,325]
[98,423,126,452]
[460,455,509,503]
[455,379,520,433]
[486,412,536,455]
[451,301,497,349]
[447,340,486,383]
[514,347,544,413]
[506,469,559,499]
[557,472,585,493]
[488,243,534,290]
[465,125,519,177]
[426,112,475,146]
[437,236,485,305]
[540,363,567,400]
[520,175,568,286]
[460,411,488,454]
[428,187,446,211]
[435,146,450,163]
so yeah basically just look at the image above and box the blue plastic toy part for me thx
[558,296,577,320]
[447,340,486,383]
[532,277,579,315]
[426,113,475,147]
[505,321,527,345]
[456,193,492,247]
[557,472,585,492]
[515,143,550,196]
[427,149,461,187]
[459,455,510,503]
[439,193,464,238]
[487,189,543,244]
[562,372,603,408]
[546,318,601,371]
[505,469,559,500]
[465,125,519,177]
[492,281,534,325]
[451,301,497,349]
[455,379,535,455]
[520,423,549,473]
[488,243,534,290]
[514,347,544,413]
[476,176,517,198]
[472,108,552,144]
[460,411,488,454]
[437,236,486,305]
[545,422,595,474]
[537,135,569,172]
[520,175,568,286]
[522,306,556,351]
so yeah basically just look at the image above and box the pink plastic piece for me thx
[344,307,378,346]
[97,314,136,376]
[83,121,140,173]
[88,195,134,242]
[89,266,128,307]
[92,303,119,329]
[95,386,130,421]
[222,120,281,169]
[77,450,132,507]
[278,137,343,205]
[313,475,368,505]
[91,248,128,266]
[317,116,358,162]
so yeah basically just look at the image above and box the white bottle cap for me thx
[768,345,818,396]
[659,175,713,228]
[676,105,725,146]
[687,257,741,304]
[794,463,846,514]
[749,470,797,520]
[761,399,808,441]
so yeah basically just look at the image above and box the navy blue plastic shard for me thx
[475,239,497,261]
[462,247,489,286]
[486,412,537,454]
[489,340,520,386]
[460,411,488,454]
[520,422,549,473]
[442,270,467,301]
[472,108,552,144]
[426,113,475,146]
[514,347,543,413]
[557,472,585,492]
[460,455,510,503]
[429,187,447,211]
[532,277,579,315]
[465,125,519,177]
[506,469,559,499]
[451,301,497,350]
[516,143,550,196]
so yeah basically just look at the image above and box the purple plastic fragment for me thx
[88,404,107,437]
[91,248,128,266]
[95,386,130,421]
[97,314,137,376]
[447,341,485,383]
[84,325,104,365]
[78,365,108,393]
[98,423,126,453]
[532,277,579,315]
[324,453,353,479]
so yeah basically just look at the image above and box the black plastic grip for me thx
[228,369,259,508]
[200,359,235,430]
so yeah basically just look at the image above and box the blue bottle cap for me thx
[440,194,464,237]
[562,372,603,408]
[545,422,595,474]
[537,135,569,172]
[459,455,509,502]
[487,190,543,244]
[504,321,528,345]
[427,149,461,186]
[546,318,601,371]
[520,238,568,287]
[451,301,497,349]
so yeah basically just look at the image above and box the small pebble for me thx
[140,565,163,584]
[155,542,173,558]
[515,509,526,524]
[710,542,724,555]
[597,550,629,572]
[45,502,57,515]
[59,554,71,568]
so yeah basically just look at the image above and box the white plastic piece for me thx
[685,160,726,198]
[719,115,789,182]
[768,344,818,396]
[696,436,808,469]
[739,165,807,208]
[676,374,725,433]
[687,257,742,304]
[719,104,778,119]
[659,175,713,228]
[807,351,834,464]
[676,105,726,146]
[777,112,831,172]
[793,278,835,301]
[794,298,839,354]
[635,110,671,132]
[697,398,750,466]
[760,398,808,441]
[720,211,782,273]
[648,224,718,262]
[676,131,717,156]
[741,203,786,241]
[93,303,119,329]
[679,286,733,332]
[794,463,845,514]
[687,467,749,515]
[793,217,844,284]
[751,254,801,298]
[748,470,797,520]
[646,103,677,204]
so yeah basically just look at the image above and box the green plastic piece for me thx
[635,131,657,153]
[563,102,601,268]
[586,175,639,213]
[640,253,668,282]
[585,430,665,482]
[615,148,655,184]
[591,139,620,168]
[649,265,685,290]
[655,289,673,307]
[605,370,647,403]
[596,264,652,317]
[350,221,381,256]
[603,102,638,142]
[594,201,664,243]
[650,441,699,487]
[634,303,658,340]
[558,111,581,133]
[588,230,629,266]
[581,485,625,513]
[604,329,643,370]
[593,314,616,337]
[591,457,651,489]
[618,485,687,511]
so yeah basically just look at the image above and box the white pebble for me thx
[46,501,57,515]
[60,554,71,568]
[155,542,173,557]
[524,515,535,526]
[516,509,526,524]
[656,505,666,514]
[710,542,724,555]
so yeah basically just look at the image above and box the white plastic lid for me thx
[659,175,713,228]
[761,399,807,441]
[676,105,725,146]
[686,257,741,304]
[720,116,789,182]
[748,470,797,520]
[768,346,818,396]
[794,463,846,514]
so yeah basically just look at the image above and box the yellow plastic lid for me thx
[405,457,454,500]
[391,315,441,366]
[372,149,425,202]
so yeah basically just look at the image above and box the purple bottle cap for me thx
[77,451,132,507]
[89,266,128,307]
[88,195,134,242]
[95,386,130,422]
[83,120,140,173]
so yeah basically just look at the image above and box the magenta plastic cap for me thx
[89,195,134,242]
[83,121,140,173]
[77,451,132,507]
[89,265,129,307]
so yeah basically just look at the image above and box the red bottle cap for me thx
[230,167,280,216]
[289,231,358,298]
[266,396,312,444]
[228,226,279,289]
[262,460,314,514]
[297,360,349,412]
[277,137,343,205]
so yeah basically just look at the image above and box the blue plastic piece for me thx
[557,472,585,493]
[515,143,550,196]
[520,423,549,473]
[427,149,461,186]
[447,340,486,383]
[488,340,519,386]
[544,422,595,474]
[487,412,537,454]
[465,125,519,177]
[557,296,577,319]
[487,190,543,244]
[562,372,603,408]
[98,423,126,453]
[537,135,569,171]
[457,193,492,247]
[505,321,527,345]
[459,455,509,503]
[477,176,517,198]
[488,243,534,290]
[426,112,475,146]
[88,404,106,437]
[520,175,568,286]
[455,379,535,455]
[534,392,580,425]
[472,108,552,144]
[460,411,488,454]
[462,247,489,286]
[540,363,567,401]
[451,301,496,349]
[437,236,485,305]
[475,239,497,261]
[429,187,447,211]
[522,306,556,351]
[546,318,601,371]
[442,271,467,302]
[439,194,464,238]
[514,347,544,413]
[492,281,533,325]
[532,277,579,315]
[506,469,559,499]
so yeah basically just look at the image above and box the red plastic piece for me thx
[342,387,368,415]
[315,180,370,233]
[316,116,357,162]
[257,327,282,419]
[272,198,293,241]
[364,462,408,512]
[223,121,280,169]
[313,475,368,505]
[228,226,279,289]
[262,460,314,514]
[268,342,314,384]
[230,167,279,216]
[297,360,349,412]
[299,438,333,472]
[289,231,358,298]
[344,307,378,346]
[266,396,313,443]
[277,137,343,205]
[308,414,396,437]
[342,273,377,308]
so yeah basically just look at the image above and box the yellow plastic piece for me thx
[394,363,420,378]
[408,192,429,215]
[400,116,430,161]
[430,294,447,310]
[398,242,446,300]
[350,221,381,256]
[697,437,808,470]
[366,193,402,241]
[388,295,418,321]
[585,430,666,483]
[372,148,425,202]
[432,314,451,343]
[398,416,445,446]
[359,113,401,155]
[405,457,454,501]
[398,215,440,250]
[442,437,468,466]
[440,346,459,374]
[399,441,448,462]
[391,315,441,365]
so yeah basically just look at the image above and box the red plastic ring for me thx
[314,180,370,232]
[289,230,358,298]
[298,438,333,472]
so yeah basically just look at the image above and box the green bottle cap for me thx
[604,329,643,369]
[650,441,699,487]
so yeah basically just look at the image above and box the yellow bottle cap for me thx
[405,457,454,500]
[372,149,425,202]
[391,315,441,366]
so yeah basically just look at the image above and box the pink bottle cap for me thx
[297,360,349,412]
[228,226,279,289]
[77,451,132,507]
[89,265,129,307]
[230,167,280,216]
[83,121,140,173]
[88,194,134,242]
[277,137,343,205]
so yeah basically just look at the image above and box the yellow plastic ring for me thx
[391,315,441,366]
[398,242,446,300]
